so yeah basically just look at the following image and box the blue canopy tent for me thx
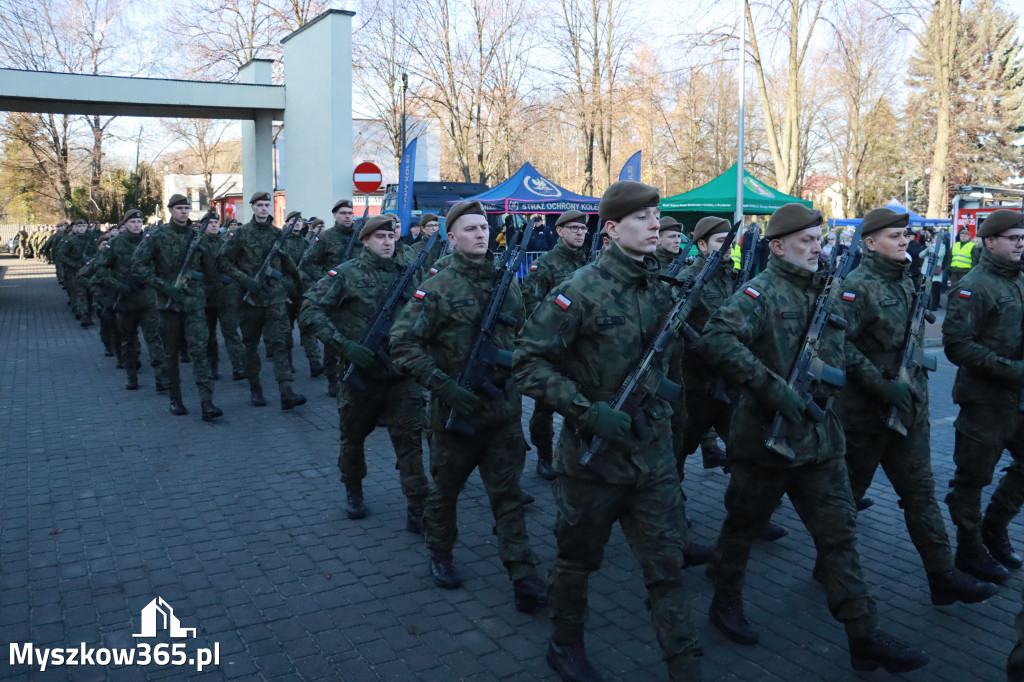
[828,199,951,230]
[447,162,601,214]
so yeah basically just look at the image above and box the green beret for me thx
[765,203,823,239]
[693,216,731,243]
[419,213,439,226]
[121,209,143,224]
[861,208,909,236]
[555,210,587,227]
[309,218,324,230]
[599,181,660,222]
[249,191,272,204]
[445,200,487,231]
[332,199,353,213]
[285,210,302,223]
[658,216,683,234]
[167,194,189,209]
[977,209,1024,238]
[358,214,397,240]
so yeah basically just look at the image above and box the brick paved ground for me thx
[1,254,1020,681]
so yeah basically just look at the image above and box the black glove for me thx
[337,337,375,369]
[878,379,913,413]
[162,283,184,303]
[580,402,633,443]
[436,380,482,414]
[116,282,134,296]
[761,376,805,424]
[241,277,264,295]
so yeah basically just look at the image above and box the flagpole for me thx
[735,0,746,229]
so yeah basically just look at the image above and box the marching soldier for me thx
[521,209,590,481]
[217,192,307,411]
[943,208,1024,584]
[219,219,247,380]
[16,226,29,259]
[515,182,701,682]
[700,203,928,673]
[300,214,429,532]
[132,194,222,421]
[836,207,996,605]
[412,213,445,273]
[390,200,546,613]
[55,220,94,326]
[280,211,325,378]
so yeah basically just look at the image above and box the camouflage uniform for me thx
[411,233,447,282]
[16,228,29,259]
[390,249,539,580]
[82,240,121,357]
[281,230,323,369]
[521,238,589,467]
[837,249,952,572]
[40,230,62,266]
[514,243,700,679]
[201,232,245,377]
[300,245,429,510]
[91,229,165,385]
[942,247,1024,550]
[701,255,878,639]
[132,219,218,402]
[54,230,92,318]
[217,215,300,391]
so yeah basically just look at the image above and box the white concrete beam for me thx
[239,60,276,222]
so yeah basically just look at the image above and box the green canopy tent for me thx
[660,163,813,233]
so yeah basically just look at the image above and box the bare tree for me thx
[162,119,242,202]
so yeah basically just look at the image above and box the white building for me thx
[162,173,242,220]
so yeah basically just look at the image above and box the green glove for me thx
[762,377,805,424]
[435,380,482,414]
[338,337,375,370]
[162,282,184,303]
[580,402,633,443]
[878,379,913,413]
[241,277,264,295]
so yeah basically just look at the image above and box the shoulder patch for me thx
[328,269,338,277]
[429,267,439,275]
[102,243,111,249]
[842,292,856,301]
[314,236,319,242]
[414,289,427,300]
[743,286,760,299]
[143,233,151,238]
[555,293,572,310]
[529,264,539,271]
[959,290,972,299]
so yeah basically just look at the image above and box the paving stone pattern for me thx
[0,256,1020,681]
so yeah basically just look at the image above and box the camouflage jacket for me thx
[700,255,846,468]
[91,230,150,311]
[522,239,588,316]
[514,243,679,484]
[301,222,360,281]
[391,249,524,431]
[281,231,315,298]
[54,232,90,269]
[943,247,1024,406]
[835,250,928,432]
[412,234,448,284]
[300,245,412,383]
[654,245,678,271]
[132,219,216,312]
[217,216,300,307]
[201,233,236,308]
[678,252,735,389]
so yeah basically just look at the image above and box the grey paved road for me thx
[1,256,1019,681]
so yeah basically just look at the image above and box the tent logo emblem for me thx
[524,175,562,198]
[744,176,773,198]
[133,597,197,638]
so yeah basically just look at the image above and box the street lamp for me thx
[401,72,408,154]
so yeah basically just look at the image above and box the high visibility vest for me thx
[951,241,975,269]
[731,242,742,270]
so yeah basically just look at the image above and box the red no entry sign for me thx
[353,162,383,194]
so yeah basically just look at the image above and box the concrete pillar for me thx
[239,59,275,223]
[282,10,354,219]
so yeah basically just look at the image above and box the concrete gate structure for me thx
[0,10,354,222]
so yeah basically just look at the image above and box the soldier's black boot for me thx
[761,521,788,542]
[519,490,535,505]
[104,344,115,357]
[168,397,188,416]
[309,359,324,378]
[280,387,307,411]
[536,445,557,481]
[546,640,602,682]
[125,375,139,391]
[513,574,548,613]
[856,496,874,512]
[429,553,461,589]
[683,542,712,568]
[346,486,367,519]
[982,518,1024,568]
[848,630,929,673]
[406,505,424,534]
[80,316,94,328]
[955,544,1010,584]
[201,400,223,422]
[927,569,998,605]
[232,368,245,381]
[708,597,759,645]
[327,376,340,398]
[250,381,268,407]
[701,441,728,469]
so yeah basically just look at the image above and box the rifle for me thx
[164,209,218,311]
[764,225,862,461]
[445,221,535,436]
[294,219,322,284]
[242,212,302,306]
[885,242,939,435]
[337,223,360,268]
[588,222,603,263]
[735,228,757,291]
[341,232,441,391]
[579,220,741,476]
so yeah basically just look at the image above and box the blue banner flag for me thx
[618,151,641,182]
[396,138,418,235]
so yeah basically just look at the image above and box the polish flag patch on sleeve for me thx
[429,267,438,275]
[959,290,972,299]
[529,264,539,271]
[102,243,111,249]
[842,292,856,301]
[554,293,572,310]
[327,269,338,277]
[743,287,761,299]
[414,289,427,300]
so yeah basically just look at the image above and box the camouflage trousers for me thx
[425,419,538,580]
[216,299,245,374]
[239,302,293,388]
[707,458,878,639]
[337,378,428,505]
[204,305,245,375]
[846,423,953,573]
[551,470,701,680]
[528,402,555,459]
[117,305,165,382]
[68,274,90,318]
[946,403,1024,548]
[159,308,214,401]
[680,388,732,478]
[286,297,322,365]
